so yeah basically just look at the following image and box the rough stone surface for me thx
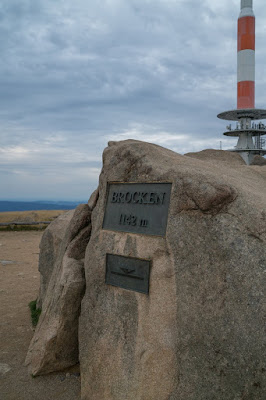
[78,141,266,400]
[37,209,75,308]
[25,204,92,375]
[0,363,11,375]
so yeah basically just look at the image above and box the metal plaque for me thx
[106,254,150,294]
[103,182,172,236]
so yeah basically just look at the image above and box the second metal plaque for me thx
[106,254,150,294]
[103,182,172,236]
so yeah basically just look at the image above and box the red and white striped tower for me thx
[237,0,255,109]
[218,0,266,165]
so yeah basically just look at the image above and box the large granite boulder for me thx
[25,140,266,399]
[25,204,93,375]
[79,140,266,400]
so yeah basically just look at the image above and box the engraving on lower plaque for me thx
[103,182,172,236]
[105,254,150,294]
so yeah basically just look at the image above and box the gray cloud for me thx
[0,0,265,200]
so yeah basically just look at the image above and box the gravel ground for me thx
[0,231,80,400]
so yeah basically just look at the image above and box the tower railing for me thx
[226,123,266,132]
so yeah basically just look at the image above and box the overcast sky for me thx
[1,0,266,201]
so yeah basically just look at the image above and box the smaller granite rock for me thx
[25,203,94,376]
[185,149,245,166]
[37,210,75,308]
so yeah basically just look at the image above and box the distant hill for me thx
[0,200,84,212]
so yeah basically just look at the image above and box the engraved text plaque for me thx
[103,182,172,236]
